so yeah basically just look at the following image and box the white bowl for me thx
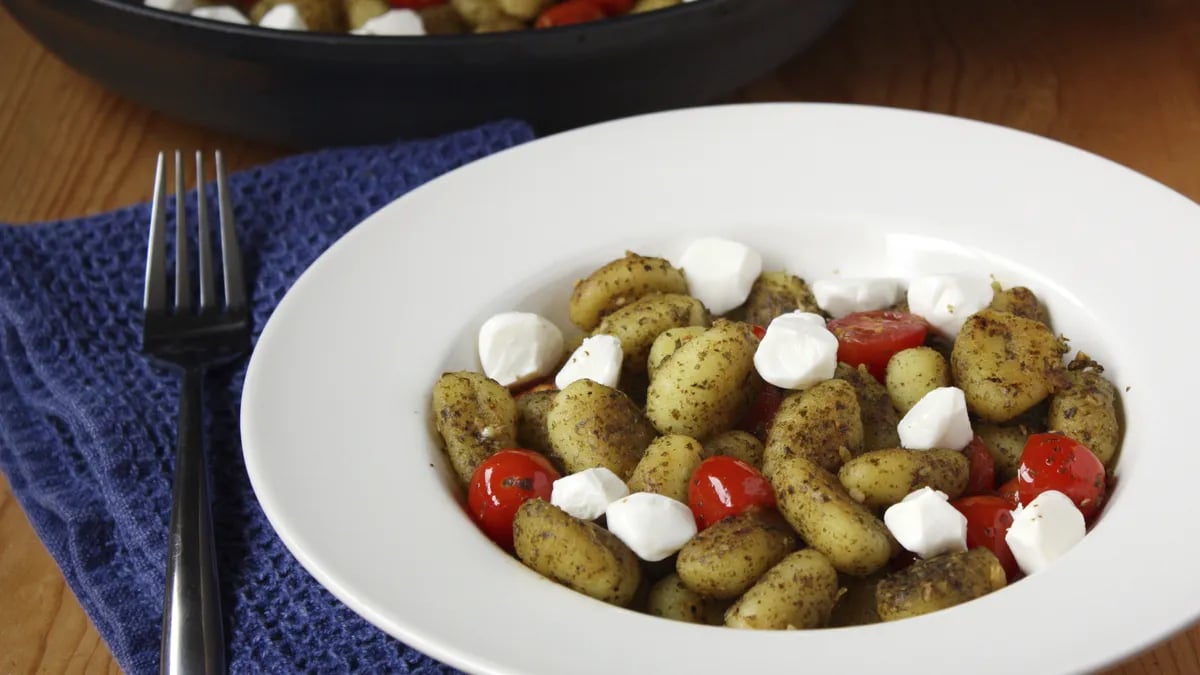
[241,103,1200,675]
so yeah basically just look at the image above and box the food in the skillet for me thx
[141,0,695,35]
[428,236,1123,630]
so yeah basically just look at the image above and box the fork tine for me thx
[195,152,216,313]
[144,152,169,315]
[173,151,193,313]
[215,151,246,312]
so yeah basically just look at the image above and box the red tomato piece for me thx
[535,0,605,28]
[997,476,1021,508]
[390,0,446,8]
[825,311,929,382]
[1016,433,1107,520]
[963,436,997,496]
[587,0,635,14]
[736,382,784,442]
[951,495,1021,581]
[688,456,776,529]
[467,449,560,551]
[750,324,767,340]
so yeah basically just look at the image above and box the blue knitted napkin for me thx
[0,120,534,674]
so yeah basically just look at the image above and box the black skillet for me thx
[2,0,853,147]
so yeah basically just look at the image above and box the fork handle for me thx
[160,367,225,675]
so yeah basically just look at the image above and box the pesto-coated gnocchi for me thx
[645,320,761,440]
[547,379,656,479]
[431,371,518,487]
[433,244,1122,633]
[763,379,863,477]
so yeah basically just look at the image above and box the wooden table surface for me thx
[2,0,1199,672]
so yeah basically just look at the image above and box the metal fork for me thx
[143,150,250,675]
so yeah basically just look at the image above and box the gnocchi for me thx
[429,242,1122,632]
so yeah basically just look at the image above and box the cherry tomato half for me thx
[688,456,776,529]
[825,310,929,382]
[963,436,997,496]
[736,382,784,442]
[535,0,605,28]
[467,449,561,550]
[1016,433,1107,520]
[587,0,635,14]
[952,495,1020,581]
[390,0,446,8]
[997,476,1021,508]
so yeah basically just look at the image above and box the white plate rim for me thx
[241,102,1200,675]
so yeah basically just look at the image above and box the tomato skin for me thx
[587,0,635,14]
[1016,433,1107,520]
[951,495,1021,581]
[467,449,561,551]
[535,0,605,27]
[997,476,1021,508]
[688,456,776,529]
[390,0,446,8]
[825,311,929,382]
[736,382,784,442]
[963,436,997,495]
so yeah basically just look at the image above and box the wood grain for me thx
[1,0,1198,673]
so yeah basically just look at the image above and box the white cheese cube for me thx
[353,9,426,35]
[897,386,973,451]
[811,278,905,319]
[550,467,629,521]
[477,312,565,388]
[604,492,697,562]
[145,0,195,12]
[883,487,968,559]
[259,3,308,30]
[554,334,623,390]
[906,274,994,337]
[676,237,763,315]
[752,311,839,390]
[1005,490,1086,575]
[191,5,250,23]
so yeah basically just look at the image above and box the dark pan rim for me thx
[97,0,736,48]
